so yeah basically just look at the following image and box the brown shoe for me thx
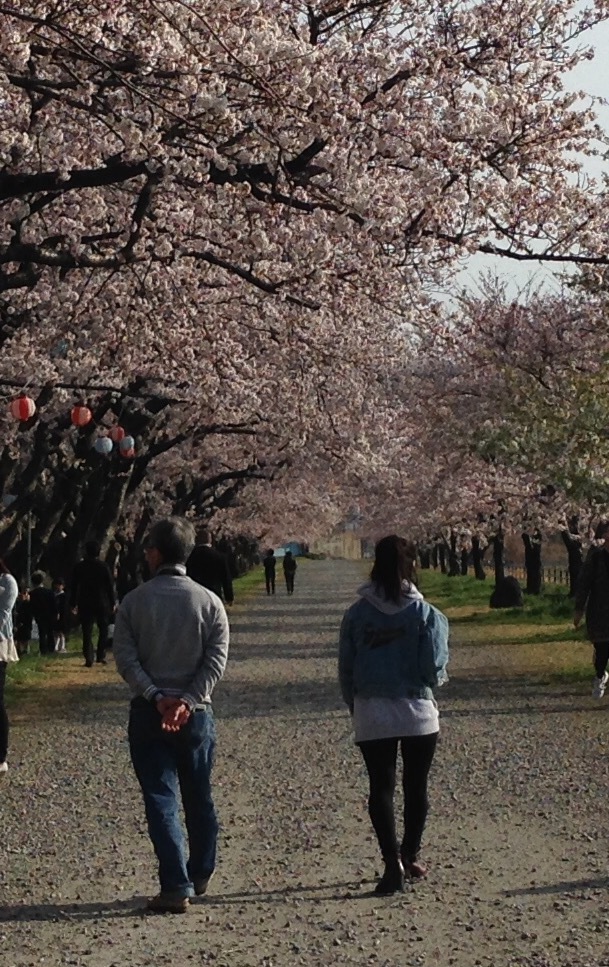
[146,892,189,914]
[193,872,214,896]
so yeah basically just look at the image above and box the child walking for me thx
[53,578,68,652]
[14,587,33,657]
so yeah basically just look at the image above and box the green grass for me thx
[5,645,81,697]
[419,570,574,626]
[233,567,266,599]
[418,568,588,683]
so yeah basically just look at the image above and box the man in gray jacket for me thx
[114,517,229,914]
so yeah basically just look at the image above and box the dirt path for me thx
[2,560,609,967]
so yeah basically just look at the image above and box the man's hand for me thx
[161,702,191,732]
[155,696,179,716]
[574,611,584,630]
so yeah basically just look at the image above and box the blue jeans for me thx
[128,698,218,896]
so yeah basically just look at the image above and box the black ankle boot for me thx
[374,856,405,895]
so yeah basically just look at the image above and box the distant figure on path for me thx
[187,528,234,606]
[574,520,609,698]
[338,535,449,895]
[53,578,68,653]
[263,549,276,595]
[14,587,33,656]
[0,558,19,775]
[30,571,57,656]
[282,550,297,595]
[70,541,116,667]
[114,517,229,914]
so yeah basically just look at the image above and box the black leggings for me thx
[593,642,609,679]
[359,732,438,863]
[0,661,8,763]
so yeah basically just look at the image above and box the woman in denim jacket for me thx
[339,535,449,895]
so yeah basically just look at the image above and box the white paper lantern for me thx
[119,435,135,452]
[94,436,113,455]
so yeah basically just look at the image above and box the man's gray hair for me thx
[146,518,196,564]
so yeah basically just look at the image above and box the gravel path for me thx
[2,559,609,967]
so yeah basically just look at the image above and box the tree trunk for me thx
[522,531,542,595]
[492,533,505,585]
[460,548,468,576]
[447,532,460,577]
[437,542,446,574]
[418,545,431,569]
[471,536,486,580]
[561,516,583,597]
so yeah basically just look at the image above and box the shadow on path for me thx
[0,898,148,922]
[0,881,380,921]
[503,876,609,897]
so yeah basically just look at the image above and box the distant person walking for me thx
[114,518,229,914]
[263,549,276,595]
[70,541,116,667]
[0,558,19,775]
[187,528,234,606]
[30,571,57,656]
[574,520,609,698]
[14,587,33,656]
[283,551,297,595]
[338,535,449,895]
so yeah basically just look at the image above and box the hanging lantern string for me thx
[0,377,188,404]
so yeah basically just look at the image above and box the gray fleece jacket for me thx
[113,566,229,709]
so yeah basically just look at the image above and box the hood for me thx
[356,579,424,615]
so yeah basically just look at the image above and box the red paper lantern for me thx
[71,404,92,427]
[109,425,126,443]
[119,447,135,459]
[9,395,36,421]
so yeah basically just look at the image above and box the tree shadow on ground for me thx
[216,676,344,719]
[0,898,149,922]
[232,621,340,635]
[204,879,390,904]
[440,675,602,717]
[228,642,337,662]
[0,881,385,921]
[11,680,128,724]
[503,876,609,897]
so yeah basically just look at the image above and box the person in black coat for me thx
[30,572,57,656]
[283,551,297,595]
[70,541,116,667]
[574,520,609,698]
[186,528,234,605]
[263,549,276,595]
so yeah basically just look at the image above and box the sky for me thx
[455,17,609,297]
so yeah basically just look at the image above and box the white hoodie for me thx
[356,579,424,615]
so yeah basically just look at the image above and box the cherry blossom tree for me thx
[2,1,609,571]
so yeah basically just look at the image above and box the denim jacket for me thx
[338,584,449,707]
[0,573,19,662]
